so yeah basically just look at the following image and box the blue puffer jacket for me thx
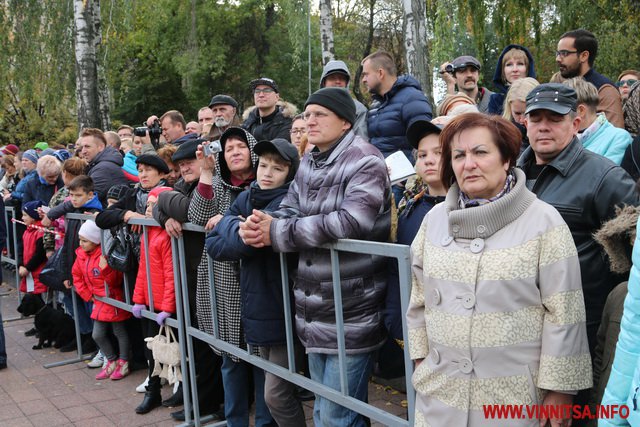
[600,216,640,426]
[205,181,295,346]
[367,75,432,162]
[10,170,37,201]
[487,44,536,115]
[22,174,64,205]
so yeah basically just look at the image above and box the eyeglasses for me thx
[290,128,306,135]
[616,79,638,87]
[302,111,330,121]
[254,88,275,94]
[555,50,579,58]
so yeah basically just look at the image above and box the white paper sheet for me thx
[385,151,416,185]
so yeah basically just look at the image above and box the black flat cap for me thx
[172,138,206,163]
[250,77,279,93]
[136,154,169,174]
[209,94,238,109]
[525,83,577,115]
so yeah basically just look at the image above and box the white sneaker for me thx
[136,375,149,393]
[87,351,105,369]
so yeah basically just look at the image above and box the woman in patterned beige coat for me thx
[406,113,592,427]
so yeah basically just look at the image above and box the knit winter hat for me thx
[53,149,72,163]
[304,87,356,125]
[107,184,130,201]
[624,81,640,136]
[2,144,19,155]
[78,220,102,245]
[22,200,45,220]
[34,142,49,151]
[22,149,39,165]
[148,186,173,199]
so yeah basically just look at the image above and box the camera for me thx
[445,64,454,74]
[134,119,162,149]
[203,140,222,156]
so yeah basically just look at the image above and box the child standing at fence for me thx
[71,220,131,380]
[206,139,303,427]
[44,175,103,353]
[18,200,48,298]
[130,186,176,415]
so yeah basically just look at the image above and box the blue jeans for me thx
[308,351,374,427]
[63,291,93,334]
[0,306,7,366]
[220,355,275,427]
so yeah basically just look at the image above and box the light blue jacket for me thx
[581,116,632,165]
[600,216,640,426]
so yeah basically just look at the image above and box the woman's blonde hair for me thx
[503,77,540,121]
[36,155,62,178]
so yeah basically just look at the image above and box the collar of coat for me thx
[444,168,536,239]
[517,136,582,178]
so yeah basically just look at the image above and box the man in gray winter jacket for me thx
[241,87,391,427]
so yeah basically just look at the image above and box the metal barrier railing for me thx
[17,212,415,427]
[1,206,23,321]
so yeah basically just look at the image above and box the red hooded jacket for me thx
[72,246,130,322]
[133,226,175,313]
[20,224,47,294]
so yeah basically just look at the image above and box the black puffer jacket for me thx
[518,137,640,327]
[87,147,128,206]
[242,106,292,142]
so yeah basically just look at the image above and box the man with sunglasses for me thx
[556,29,624,128]
[242,77,293,142]
[439,55,493,113]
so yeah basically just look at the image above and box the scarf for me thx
[458,169,516,208]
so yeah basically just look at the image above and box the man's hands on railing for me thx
[124,210,146,233]
[239,209,273,247]
[132,304,145,318]
[156,311,171,326]
[164,218,183,238]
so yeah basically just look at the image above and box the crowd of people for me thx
[2,27,640,427]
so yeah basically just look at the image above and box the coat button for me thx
[470,238,484,253]
[459,358,473,374]
[461,293,476,309]
[451,224,460,234]
[441,235,453,246]
[306,259,312,266]
[431,289,441,305]
[476,225,486,234]
[431,348,440,364]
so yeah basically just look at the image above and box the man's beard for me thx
[559,65,580,79]
[215,117,231,128]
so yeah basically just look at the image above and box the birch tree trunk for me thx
[402,0,431,99]
[319,0,335,65]
[74,0,110,130]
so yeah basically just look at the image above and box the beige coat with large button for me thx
[406,169,592,427]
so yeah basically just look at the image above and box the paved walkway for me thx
[0,278,408,426]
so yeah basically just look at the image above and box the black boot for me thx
[80,333,97,354]
[135,389,162,414]
[135,376,162,414]
[162,382,183,407]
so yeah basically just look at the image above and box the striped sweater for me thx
[406,168,592,427]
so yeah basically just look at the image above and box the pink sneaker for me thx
[95,359,116,380]
[110,359,130,380]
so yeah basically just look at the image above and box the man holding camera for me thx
[439,55,493,113]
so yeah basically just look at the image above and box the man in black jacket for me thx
[152,139,224,422]
[242,77,292,142]
[518,83,640,353]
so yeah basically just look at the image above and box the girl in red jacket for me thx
[130,186,176,414]
[18,201,48,296]
[72,220,131,380]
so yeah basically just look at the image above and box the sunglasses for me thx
[616,79,638,87]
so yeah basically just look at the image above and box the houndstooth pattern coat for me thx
[188,128,258,361]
